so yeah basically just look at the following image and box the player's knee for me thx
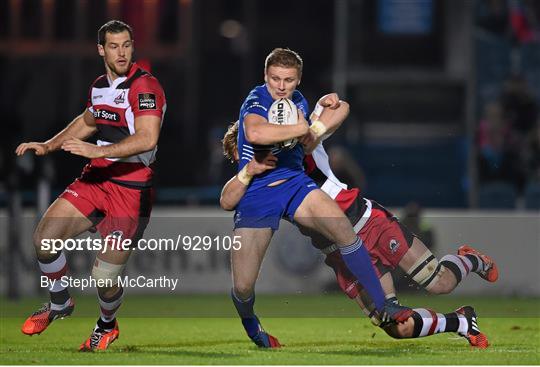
[327,218,357,245]
[233,283,254,300]
[32,230,45,252]
[406,251,444,291]
[92,259,125,290]
[33,227,58,260]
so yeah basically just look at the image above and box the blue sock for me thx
[339,237,385,311]
[231,289,260,337]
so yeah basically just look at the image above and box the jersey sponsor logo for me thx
[114,90,126,104]
[93,109,120,122]
[389,239,400,253]
[251,101,268,111]
[138,93,156,110]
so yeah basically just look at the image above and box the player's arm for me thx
[60,115,161,159]
[62,77,165,159]
[220,153,277,211]
[311,94,350,137]
[244,113,308,146]
[300,97,350,154]
[15,109,97,156]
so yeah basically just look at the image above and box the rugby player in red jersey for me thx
[15,20,166,351]
[220,102,497,349]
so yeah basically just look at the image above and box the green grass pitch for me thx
[1,294,538,365]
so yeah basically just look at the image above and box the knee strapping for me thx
[407,251,441,289]
[91,259,125,285]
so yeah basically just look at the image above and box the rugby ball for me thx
[268,98,298,149]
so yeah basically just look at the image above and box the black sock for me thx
[50,289,70,305]
[464,254,480,272]
[443,312,460,332]
[97,317,116,331]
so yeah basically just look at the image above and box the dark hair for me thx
[98,20,133,46]
[264,48,303,76]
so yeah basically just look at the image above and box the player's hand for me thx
[61,138,104,159]
[299,128,317,147]
[297,112,310,135]
[15,142,50,156]
[247,152,277,175]
[318,93,341,110]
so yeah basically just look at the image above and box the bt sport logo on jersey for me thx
[93,109,120,122]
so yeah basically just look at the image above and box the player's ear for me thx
[98,44,105,57]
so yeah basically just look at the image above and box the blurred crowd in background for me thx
[1,0,539,209]
[475,0,540,208]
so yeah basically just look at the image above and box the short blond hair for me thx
[264,48,303,77]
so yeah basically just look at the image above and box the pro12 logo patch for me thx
[138,93,156,110]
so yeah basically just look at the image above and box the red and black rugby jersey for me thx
[85,63,166,187]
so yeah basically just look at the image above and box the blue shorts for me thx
[234,173,318,230]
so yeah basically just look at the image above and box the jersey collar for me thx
[107,62,139,88]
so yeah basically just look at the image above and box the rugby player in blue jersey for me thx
[230,48,411,348]
[221,104,495,349]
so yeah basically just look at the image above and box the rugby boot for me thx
[21,298,75,335]
[243,317,282,348]
[79,320,120,351]
[458,245,499,282]
[379,297,414,326]
[456,306,489,349]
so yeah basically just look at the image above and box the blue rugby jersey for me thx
[237,84,309,192]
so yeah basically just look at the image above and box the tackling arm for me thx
[220,153,277,211]
[220,176,250,211]
[311,99,350,137]
[300,99,350,154]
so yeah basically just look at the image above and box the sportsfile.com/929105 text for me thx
[40,235,242,254]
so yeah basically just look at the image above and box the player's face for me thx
[264,65,300,100]
[98,30,134,78]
